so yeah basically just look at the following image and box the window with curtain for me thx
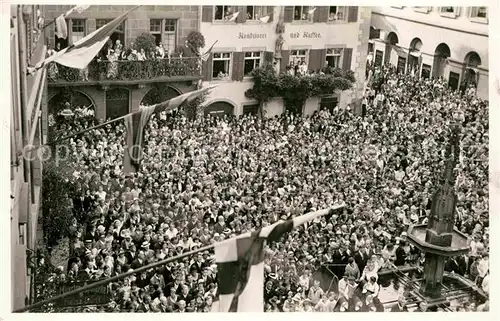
[246,6,266,20]
[328,6,347,21]
[244,52,261,75]
[326,48,342,68]
[469,7,487,19]
[212,52,231,80]
[214,5,237,21]
[293,6,310,21]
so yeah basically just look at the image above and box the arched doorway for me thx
[407,38,423,75]
[462,51,481,90]
[384,32,399,65]
[106,88,130,120]
[204,101,234,117]
[48,90,95,115]
[141,85,181,106]
[432,43,451,79]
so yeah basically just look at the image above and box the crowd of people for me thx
[42,62,489,312]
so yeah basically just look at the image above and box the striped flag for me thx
[200,40,218,62]
[68,5,91,15]
[34,6,138,70]
[259,15,270,23]
[211,205,345,312]
[123,85,216,173]
[54,5,91,39]
[55,14,68,39]
[227,11,240,21]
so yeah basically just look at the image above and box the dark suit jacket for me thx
[457,256,470,276]
[445,258,460,273]
[354,252,368,273]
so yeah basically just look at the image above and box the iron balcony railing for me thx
[47,57,201,83]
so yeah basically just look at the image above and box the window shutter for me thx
[237,6,247,23]
[203,55,213,81]
[267,6,274,22]
[232,52,244,81]
[202,6,213,22]
[280,50,290,73]
[308,49,322,71]
[342,48,353,71]
[313,7,322,22]
[318,49,326,69]
[265,51,274,66]
[319,7,329,22]
[284,6,294,22]
[347,6,358,22]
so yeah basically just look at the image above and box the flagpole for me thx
[14,205,344,312]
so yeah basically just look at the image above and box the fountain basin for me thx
[407,224,470,257]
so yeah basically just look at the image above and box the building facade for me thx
[44,5,203,120]
[11,4,48,310]
[370,6,488,99]
[199,5,371,117]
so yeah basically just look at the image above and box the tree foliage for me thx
[245,65,356,115]
[186,31,206,52]
[133,33,157,54]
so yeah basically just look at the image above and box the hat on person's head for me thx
[142,241,150,248]
[223,228,231,235]
[214,233,220,238]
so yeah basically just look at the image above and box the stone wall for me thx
[44,5,199,49]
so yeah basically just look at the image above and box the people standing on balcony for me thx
[114,40,123,57]
[156,43,165,59]
[137,48,146,61]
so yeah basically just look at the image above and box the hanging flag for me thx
[212,205,345,312]
[200,40,218,62]
[55,14,68,39]
[227,11,240,22]
[54,5,91,40]
[34,6,138,71]
[259,15,270,23]
[123,85,217,173]
[64,5,91,17]
[308,7,317,15]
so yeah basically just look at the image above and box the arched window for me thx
[106,88,130,120]
[141,86,181,106]
[432,43,451,79]
[204,101,235,117]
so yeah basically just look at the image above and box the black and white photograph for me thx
[5,2,494,315]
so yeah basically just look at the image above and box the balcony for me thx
[47,57,202,87]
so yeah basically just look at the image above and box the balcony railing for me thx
[47,57,201,84]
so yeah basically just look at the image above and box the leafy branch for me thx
[245,65,355,115]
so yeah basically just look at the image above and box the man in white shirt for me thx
[338,275,349,299]
[165,222,178,240]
